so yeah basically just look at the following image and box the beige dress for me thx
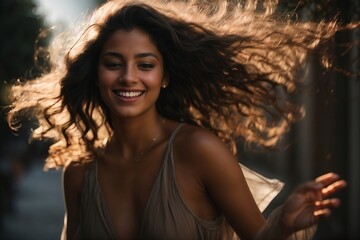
[72,123,314,239]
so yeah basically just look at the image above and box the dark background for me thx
[0,0,359,239]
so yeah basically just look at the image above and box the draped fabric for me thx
[74,123,314,239]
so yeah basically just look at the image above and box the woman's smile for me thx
[97,28,166,119]
[112,89,146,103]
[114,90,144,98]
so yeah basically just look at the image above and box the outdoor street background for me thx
[1,162,63,240]
[0,0,359,239]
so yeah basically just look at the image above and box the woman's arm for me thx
[256,172,346,239]
[179,128,267,239]
[181,128,346,239]
[61,164,85,240]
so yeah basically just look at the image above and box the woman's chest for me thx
[95,156,165,237]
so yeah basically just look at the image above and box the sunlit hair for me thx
[6,0,353,169]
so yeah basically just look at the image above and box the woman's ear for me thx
[161,75,169,88]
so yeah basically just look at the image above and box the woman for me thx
[7,0,350,239]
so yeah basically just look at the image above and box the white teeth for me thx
[116,91,143,97]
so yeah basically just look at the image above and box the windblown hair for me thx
[6,0,349,169]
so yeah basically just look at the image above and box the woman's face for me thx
[97,28,166,120]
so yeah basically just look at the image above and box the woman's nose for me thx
[118,65,137,85]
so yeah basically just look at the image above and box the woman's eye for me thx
[138,63,154,70]
[104,62,122,69]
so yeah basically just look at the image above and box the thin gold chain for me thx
[135,118,166,162]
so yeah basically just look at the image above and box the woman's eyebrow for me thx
[101,51,159,59]
[135,52,159,59]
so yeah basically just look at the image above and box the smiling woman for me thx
[5,0,356,239]
[97,29,166,119]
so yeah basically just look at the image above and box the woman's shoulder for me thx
[172,123,242,193]
[63,162,90,191]
[173,123,236,166]
[176,123,222,147]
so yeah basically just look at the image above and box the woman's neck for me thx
[108,113,166,161]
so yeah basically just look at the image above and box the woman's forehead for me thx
[100,28,163,62]
[102,29,159,51]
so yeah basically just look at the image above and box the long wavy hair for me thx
[6,0,352,169]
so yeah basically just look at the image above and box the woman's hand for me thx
[280,172,346,233]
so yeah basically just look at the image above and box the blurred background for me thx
[0,0,359,239]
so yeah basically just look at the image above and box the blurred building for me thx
[0,0,359,240]
[0,0,105,239]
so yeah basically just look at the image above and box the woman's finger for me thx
[321,180,347,197]
[315,172,340,186]
[314,208,331,218]
[315,198,341,209]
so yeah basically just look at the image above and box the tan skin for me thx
[62,28,346,240]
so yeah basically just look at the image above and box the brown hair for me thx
[6,0,353,169]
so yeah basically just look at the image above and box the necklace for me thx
[134,118,166,162]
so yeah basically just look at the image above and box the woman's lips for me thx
[113,90,145,102]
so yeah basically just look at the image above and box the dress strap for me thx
[168,123,185,144]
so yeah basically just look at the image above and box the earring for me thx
[162,84,167,88]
